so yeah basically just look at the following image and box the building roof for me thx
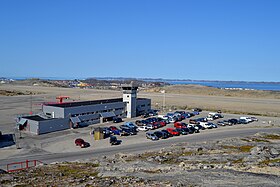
[22,115,50,121]
[45,98,124,108]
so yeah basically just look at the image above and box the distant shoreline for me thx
[1,77,280,91]
[2,76,280,84]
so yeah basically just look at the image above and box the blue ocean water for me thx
[167,81,280,91]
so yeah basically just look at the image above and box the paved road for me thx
[1,127,279,170]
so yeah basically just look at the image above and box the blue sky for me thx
[0,0,279,81]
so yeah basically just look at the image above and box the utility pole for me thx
[30,94,33,115]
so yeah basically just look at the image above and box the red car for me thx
[158,121,166,127]
[174,122,187,128]
[166,128,180,136]
[154,121,166,127]
[75,138,90,148]
[109,126,118,131]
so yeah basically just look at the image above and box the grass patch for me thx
[231,158,244,164]
[241,138,270,143]
[142,169,162,174]
[182,151,194,156]
[221,145,254,152]
[261,134,280,140]
[260,158,280,165]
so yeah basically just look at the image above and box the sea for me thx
[166,81,280,91]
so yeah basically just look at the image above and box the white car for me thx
[240,117,253,123]
[137,125,149,131]
[146,124,154,130]
[199,122,213,129]
[206,116,214,121]
[157,115,171,123]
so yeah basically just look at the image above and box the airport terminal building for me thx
[18,84,151,135]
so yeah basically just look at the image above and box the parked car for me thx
[189,119,199,124]
[141,113,150,118]
[250,117,258,121]
[195,124,205,130]
[120,128,131,136]
[217,120,232,126]
[192,108,202,112]
[146,124,155,130]
[207,122,218,128]
[123,122,138,129]
[75,138,90,148]
[135,120,147,126]
[206,116,215,121]
[192,111,200,115]
[174,122,187,128]
[109,136,122,145]
[186,112,195,117]
[120,123,138,131]
[199,122,213,129]
[120,128,137,136]
[228,118,238,125]
[197,118,208,122]
[215,113,224,118]
[176,128,189,135]
[161,129,173,137]
[137,125,149,131]
[186,126,199,133]
[238,119,249,124]
[169,116,178,123]
[109,126,121,135]
[113,117,122,123]
[240,117,253,123]
[146,132,159,141]
[166,128,180,136]
[154,131,168,139]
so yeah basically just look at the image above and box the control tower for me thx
[122,82,138,118]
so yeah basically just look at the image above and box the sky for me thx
[0,0,279,82]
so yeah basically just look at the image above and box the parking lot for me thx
[2,109,276,157]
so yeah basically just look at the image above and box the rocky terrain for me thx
[1,132,279,186]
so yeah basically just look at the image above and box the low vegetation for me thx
[145,84,280,99]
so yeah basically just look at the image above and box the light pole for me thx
[161,90,166,112]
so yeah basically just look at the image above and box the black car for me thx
[161,130,173,137]
[109,136,122,145]
[160,131,169,139]
[238,119,248,124]
[188,126,199,133]
[186,112,195,117]
[195,124,205,130]
[141,113,150,118]
[154,131,168,139]
[192,108,202,112]
[120,128,137,136]
[113,117,122,123]
[228,118,238,125]
[176,128,188,135]
[197,118,208,122]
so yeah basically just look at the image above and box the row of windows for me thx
[71,108,125,117]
